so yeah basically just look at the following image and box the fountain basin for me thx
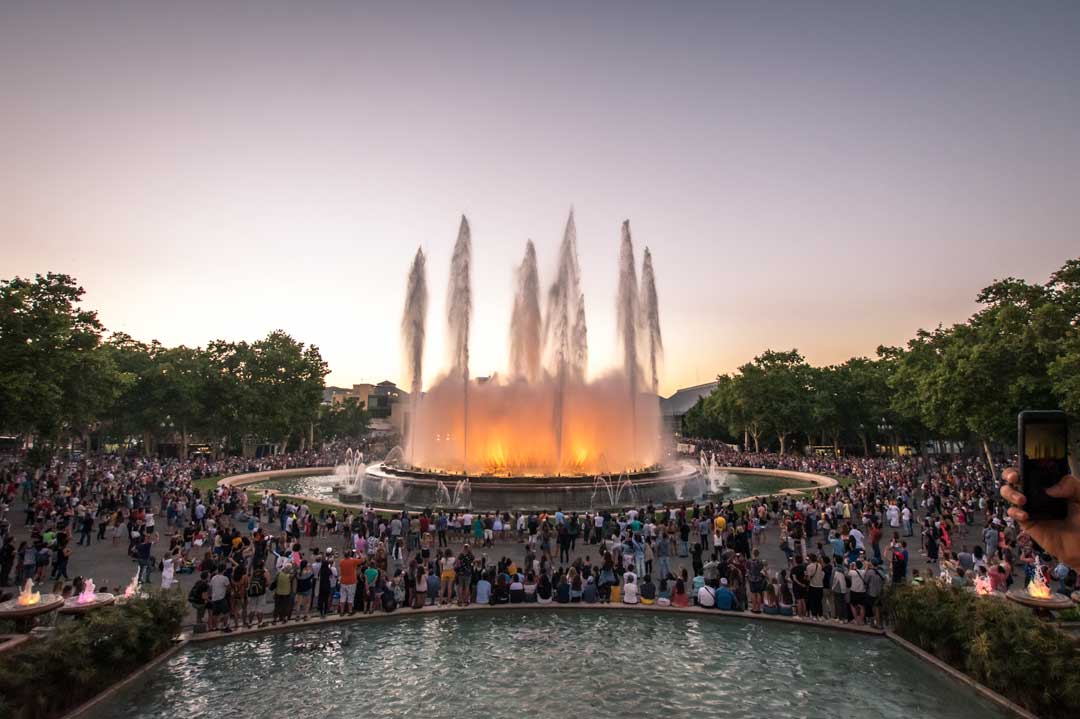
[82,611,1014,719]
[1005,588,1074,611]
[59,593,117,615]
[0,594,65,620]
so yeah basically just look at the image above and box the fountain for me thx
[117,570,147,603]
[434,479,472,509]
[700,452,730,496]
[973,574,994,596]
[335,448,367,494]
[339,212,708,511]
[60,578,116,615]
[590,474,639,509]
[0,579,64,629]
[1006,555,1073,610]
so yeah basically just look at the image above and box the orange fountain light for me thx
[17,579,41,607]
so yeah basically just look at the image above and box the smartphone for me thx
[1017,410,1069,521]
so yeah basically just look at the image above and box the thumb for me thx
[1046,475,1080,502]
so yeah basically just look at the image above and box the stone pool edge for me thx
[216,465,838,514]
[59,601,1035,719]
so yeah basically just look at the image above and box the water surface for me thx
[91,611,1010,719]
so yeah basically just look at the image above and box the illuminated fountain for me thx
[973,574,994,596]
[340,212,704,511]
[0,579,64,628]
[117,571,147,603]
[1006,555,1072,611]
[60,578,116,615]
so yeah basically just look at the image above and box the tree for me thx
[246,331,328,454]
[318,397,370,442]
[736,350,810,454]
[0,274,118,452]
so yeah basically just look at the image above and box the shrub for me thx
[886,583,1080,719]
[0,591,186,719]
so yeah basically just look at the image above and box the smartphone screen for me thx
[1019,411,1069,521]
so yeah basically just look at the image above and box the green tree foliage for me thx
[1,273,331,457]
[886,583,1079,719]
[683,257,1079,457]
[318,397,371,441]
[0,274,119,446]
[0,592,187,719]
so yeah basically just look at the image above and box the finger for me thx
[1006,507,1029,523]
[999,484,1026,506]
[1001,468,1020,487]
[1046,475,1080,502]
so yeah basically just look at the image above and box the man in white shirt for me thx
[696,581,716,608]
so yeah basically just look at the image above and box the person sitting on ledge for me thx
[715,577,736,610]
[640,575,657,605]
[622,571,640,604]
[508,574,525,603]
[536,574,553,604]
[671,578,689,607]
[656,577,671,606]
[696,579,716,608]
[582,575,598,603]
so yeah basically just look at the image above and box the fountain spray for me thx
[510,240,542,383]
[617,220,641,464]
[447,216,472,472]
[640,247,663,395]
[402,247,427,464]
[544,210,589,471]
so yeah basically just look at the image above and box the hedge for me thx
[0,592,186,719]
[886,583,1080,719]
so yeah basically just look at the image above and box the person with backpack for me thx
[188,571,210,627]
[247,560,270,627]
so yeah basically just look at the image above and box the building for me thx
[323,381,410,435]
[659,381,718,435]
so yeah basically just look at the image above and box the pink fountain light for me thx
[77,578,97,605]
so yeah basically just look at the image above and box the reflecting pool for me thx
[90,611,1010,719]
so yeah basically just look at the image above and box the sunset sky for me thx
[3,1,1078,396]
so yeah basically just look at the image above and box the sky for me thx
[2,1,1078,397]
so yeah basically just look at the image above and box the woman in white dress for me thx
[160,548,179,590]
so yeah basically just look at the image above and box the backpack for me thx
[248,575,266,597]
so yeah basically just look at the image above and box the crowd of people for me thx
[1,441,1076,635]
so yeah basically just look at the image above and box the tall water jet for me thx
[509,240,542,383]
[401,247,427,462]
[544,211,589,471]
[447,216,472,472]
[640,247,663,394]
[617,220,641,463]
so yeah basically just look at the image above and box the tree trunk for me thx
[982,438,997,480]
[743,427,749,451]
[778,433,787,455]
[858,431,870,457]
[181,423,189,461]
[832,432,839,455]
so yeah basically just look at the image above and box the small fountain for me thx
[61,578,116,615]
[434,479,472,509]
[1006,555,1072,611]
[973,574,993,596]
[590,474,639,508]
[335,448,367,494]
[117,570,147,603]
[0,579,64,628]
[700,452,730,496]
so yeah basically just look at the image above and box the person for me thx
[640,574,657,605]
[476,572,492,604]
[272,563,296,624]
[208,565,231,632]
[161,548,179,590]
[188,571,210,627]
[317,550,336,617]
[1000,468,1080,568]
[714,577,736,610]
[622,572,640,604]
[338,549,361,615]
[696,579,716,608]
[671,577,689,607]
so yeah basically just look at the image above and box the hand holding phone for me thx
[1017,410,1070,521]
